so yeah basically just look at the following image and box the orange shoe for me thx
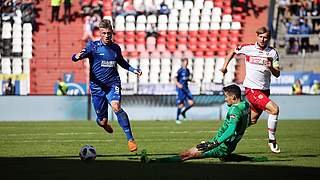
[128,140,138,152]
[102,124,113,133]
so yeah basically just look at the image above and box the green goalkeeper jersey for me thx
[209,100,250,148]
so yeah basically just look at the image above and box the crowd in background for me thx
[1,0,38,31]
[113,0,170,17]
[277,0,320,54]
[79,0,104,42]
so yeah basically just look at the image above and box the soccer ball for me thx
[79,145,97,160]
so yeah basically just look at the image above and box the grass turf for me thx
[0,120,319,179]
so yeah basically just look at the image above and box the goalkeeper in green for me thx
[141,84,252,163]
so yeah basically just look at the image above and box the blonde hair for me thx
[256,27,271,38]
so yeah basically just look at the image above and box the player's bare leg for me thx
[250,110,260,125]
[265,100,280,153]
[111,101,137,152]
[100,117,114,133]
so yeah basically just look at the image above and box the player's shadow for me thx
[1,157,319,180]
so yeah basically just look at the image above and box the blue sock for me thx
[176,107,182,120]
[115,109,134,141]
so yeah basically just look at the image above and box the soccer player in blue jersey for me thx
[174,58,194,124]
[71,19,142,152]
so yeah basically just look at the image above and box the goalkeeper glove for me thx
[196,140,220,152]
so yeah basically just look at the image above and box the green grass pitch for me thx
[0,120,319,179]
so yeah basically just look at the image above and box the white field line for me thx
[2,130,217,137]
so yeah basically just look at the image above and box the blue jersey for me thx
[72,40,132,88]
[176,67,191,89]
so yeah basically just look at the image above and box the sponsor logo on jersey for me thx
[258,94,264,99]
[101,60,116,67]
[246,56,268,65]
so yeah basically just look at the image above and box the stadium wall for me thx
[0,96,319,121]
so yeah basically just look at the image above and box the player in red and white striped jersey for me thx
[220,27,281,154]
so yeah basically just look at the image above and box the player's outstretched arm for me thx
[72,42,93,62]
[220,50,236,75]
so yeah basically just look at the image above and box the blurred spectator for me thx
[63,0,72,24]
[311,0,320,33]
[123,0,137,16]
[3,78,15,95]
[292,79,303,95]
[56,78,68,96]
[90,13,101,32]
[135,0,146,15]
[146,23,158,38]
[21,0,37,31]
[51,0,61,22]
[81,0,91,16]
[286,17,300,54]
[145,0,157,15]
[159,0,170,15]
[92,0,103,17]
[300,18,312,52]
[113,0,125,16]
[244,0,258,17]
[1,0,14,18]
[82,15,93,42]
[310,80,320,94]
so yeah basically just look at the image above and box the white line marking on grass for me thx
[169,130,217,134]
[3,132,99,137]
[3,139,113,143]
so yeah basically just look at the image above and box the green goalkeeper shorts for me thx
[201,143,232,158]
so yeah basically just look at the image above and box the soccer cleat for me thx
[102,124,113,133]
[128,140,138,152]
[181,112,187,121]
[175,120,182,124]
[268,140,281,154]
[140,149,150,163]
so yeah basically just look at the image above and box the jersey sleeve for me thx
[216,107,241,143]
[72,41,93,61]
[271,49,280,68]
[234,44,248,55]
[114,44,131,71]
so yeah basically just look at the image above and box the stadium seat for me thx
[174,0,183,10]
[184,0,193,9]
[203,0,213,9]
[147,15,157,24]
[190,15,200,23]
[194,0,204,9]
[12,57,23,74]
[116,16,125,25]
[222,14,233,23]
[23,58,30,73]
[126,15,136,23]
[231,22,241,30]
[158,15,168,24]
[201,14,211,23]
[1,57,11,74]
[212,7,222,16]
[12,44,22,56]
[23,23,32,32]
[214,57,225,83]
[211,15,221,23]
[136,15,147,24]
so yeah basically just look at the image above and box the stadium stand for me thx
[1,0,274,95]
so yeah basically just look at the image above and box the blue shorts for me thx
[90,82,121,123]
[176,88,193,105]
